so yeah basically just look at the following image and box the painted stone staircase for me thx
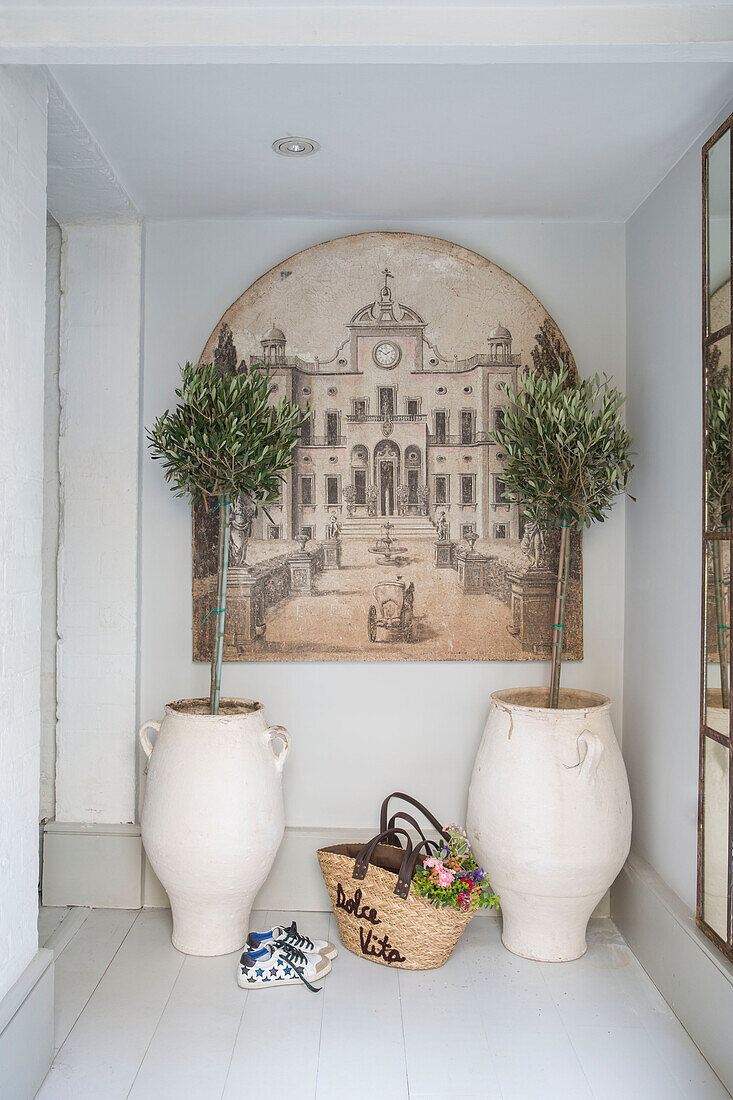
[340,514,437,539]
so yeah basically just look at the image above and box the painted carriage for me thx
[368,581,415,643]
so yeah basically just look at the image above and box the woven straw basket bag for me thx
[317,793,475,971]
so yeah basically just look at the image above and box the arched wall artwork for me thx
[192,231,582,662]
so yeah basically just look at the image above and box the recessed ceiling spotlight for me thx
[273,137,320,157]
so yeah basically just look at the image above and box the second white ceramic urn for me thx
[139,698,289,957]
[467,688,631,962]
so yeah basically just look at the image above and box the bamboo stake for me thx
[711,540,729,709]
[549,524,571,709]
[209,493,231,715]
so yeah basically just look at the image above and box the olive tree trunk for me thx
[549,525,571,709]
[209,494,231,715]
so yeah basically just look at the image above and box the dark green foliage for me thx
[495,364,634,530]
[706,381,731,530]
[147,359,306,510]
[705,346,730,706]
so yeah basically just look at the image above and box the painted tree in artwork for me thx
[531,318,577,381]
[213,323,238,374]
[495,365,634,707]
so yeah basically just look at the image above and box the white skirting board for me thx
[42,820,610,916]
[612,851,733,1094]
[0,948,54,1100]
[42,821,143,908]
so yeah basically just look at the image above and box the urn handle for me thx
[265,725,290,773]
[138,720,161,761]
[576,730,604,783]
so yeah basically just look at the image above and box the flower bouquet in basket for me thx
[413,825,500,915]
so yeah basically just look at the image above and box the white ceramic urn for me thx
[139,698,289,956]
[466,687,631,962]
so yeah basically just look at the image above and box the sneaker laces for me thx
[273,940,321,993]
[282,921,316,953]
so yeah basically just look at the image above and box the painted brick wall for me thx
[40,216,61,823]
[55,223,142,824]
[0,66,48,1002]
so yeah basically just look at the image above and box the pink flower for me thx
[424,856,455,889]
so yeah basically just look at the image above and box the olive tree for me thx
[495,365,634,707]
[148,360,305,714]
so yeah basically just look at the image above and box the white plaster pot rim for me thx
[140,698,290,761]
[490,686,611,716]
[165,696,264,719]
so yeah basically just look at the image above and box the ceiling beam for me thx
[46,76,138,224]
[1,4,731,65]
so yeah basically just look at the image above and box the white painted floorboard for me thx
[51,909,138,1053]
[37,906,70,948]
[34,908,730,1100]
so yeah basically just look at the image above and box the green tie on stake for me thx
[495,364,634,709]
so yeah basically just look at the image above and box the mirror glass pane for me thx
[702,735,730,940]
[707,131,731,336]
[704,540,730,736]
[704,336,731,535]
[700,117,733,958]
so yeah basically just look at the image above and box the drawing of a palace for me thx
[192,233,582,663]
[249,270,521,546]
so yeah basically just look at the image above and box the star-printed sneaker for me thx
[237,941,331,992]
[247,920,338,961]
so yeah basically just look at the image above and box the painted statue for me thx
[326,512,341,540]
[521,521,548,570]
[229,494,256,567]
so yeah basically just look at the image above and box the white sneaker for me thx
[237,941,331,992]
[247,919,338,960]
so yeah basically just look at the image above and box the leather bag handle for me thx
[385,811,444,851]
[401,836,440,886]
[379,792,449,846]
[352,828,416,899]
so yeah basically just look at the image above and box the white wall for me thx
[0,65,48,1002]
[40,215,61,823]
[140,218,626,832]
[55,223,142,824]
[623,104,732,913]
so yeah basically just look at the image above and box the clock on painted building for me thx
[372,340,401,369]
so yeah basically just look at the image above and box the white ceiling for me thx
[50,63,733,220]
[7,2,732,66]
